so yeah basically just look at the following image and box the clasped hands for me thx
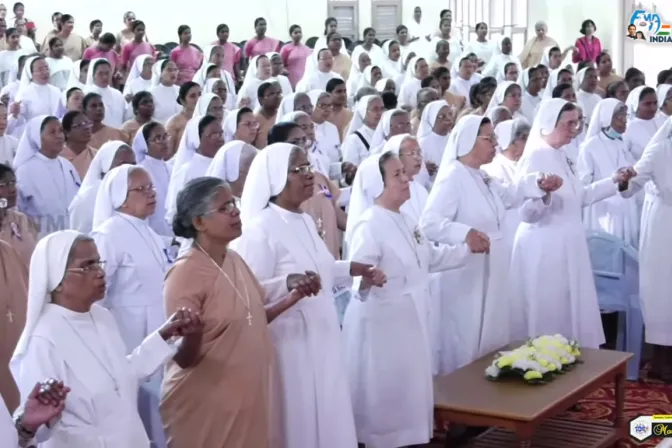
[536,173,563,194]
[612,167,637,184]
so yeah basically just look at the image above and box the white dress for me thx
[342,126,374,166]
[232,203,357,448]
[91,212,170,447]
[577,132,639,247]
[420,161,543,374]
[510,145,618,348]
[483,153,521,250]
[46,56,74,91]
[148,83,181,123]
[139,155,172,237]
[12,303,175,447]
[343,205,468,448]
[624,117,658,160]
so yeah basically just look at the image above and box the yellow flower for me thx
[496,356,514,368]
[524,370,543,380]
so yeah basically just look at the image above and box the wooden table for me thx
[434,344,632,447]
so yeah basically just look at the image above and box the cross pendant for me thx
[6,310,13,323]
[246,311,253,326]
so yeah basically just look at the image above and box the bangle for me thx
[14,412,36,446]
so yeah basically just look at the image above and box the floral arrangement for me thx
[484,335,582,385]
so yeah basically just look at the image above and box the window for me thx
[451,0,527,46]
[513,0,527,26]
[511,31,527,54]
[371,0,401,40]
[490,0,504,27]
[328,1,359,41]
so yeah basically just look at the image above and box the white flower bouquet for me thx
[484,335,582,385]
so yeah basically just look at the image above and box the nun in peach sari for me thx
[132,122,173,237]
[68,141,136,233]
[0,164,37,267]
[420,114,557,374]
[343,150,467,448]
[91,164,171,447]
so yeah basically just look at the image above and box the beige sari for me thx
[60,145,98,179]
[0,209,37,268]
[166,113,189,159]
[253,111,277,149]
[90,125,130,150]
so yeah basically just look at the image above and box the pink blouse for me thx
[120,41,156,69]
[572,36,602,63]
[279,43,312,88]
[170,46,204,85]
[82,47,120,72]
[212,41,242,82]
[243,37,281,59]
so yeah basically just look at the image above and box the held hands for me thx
[10,101,20,117]
[22,379,70,433]
[465,228,490,254]
[341,162,357,185]
[158,307,204,340]
[350,261,387,287]
[286,271,322,297]
[285,288,309,307]
[612,167,637,184]
[537,173,563,193]
[425,161,439,177]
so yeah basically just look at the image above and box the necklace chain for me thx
[195,242,253,326]
[120,215,167,271]
[466,167,501,230]
[385,208,421,267]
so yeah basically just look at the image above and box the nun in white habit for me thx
[398,56,428,109]
[416,99,453,189]
[654,83,672,129]
[485,81,523,119]
[192,45,237,110]
[482,36,522,80]
[65,59,87,91]
[379,40,404,90]
[420,114,555,374]
[9,56,61,138]
[122,54,153,97]
[296,47,342,94]
[14,115,81,238]
[518,67,541,123]
[68,140,136,234]
[91,164,171,448]
[148,59,181,123]
[237,55,275,110]
[308,89,342,174]
[623,85,660,161]
[575,67,602,125]
[132,122,173,237]
[620,117,672,352]
[1,58,26,107]
[232,142,378,448]
[577,98,639,247]
[510,98,635,349]
[84,58,125,128]
[342,94,383,165]
[448,56,480,108]
[9,230,185,448]
[369,108,411,154]
[342,150,468,448]
[205,140,257,199]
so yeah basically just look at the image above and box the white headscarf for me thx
[356,65,378,91]
[417,100,449,139]
[656,84,672,108]
[344,152,385,246]
[518,67,532,91]
[625,85,648,121]
[80,141,129,191]
[519,98,568,167]
[381,40,403,78]
[239,142,295,224]
[206,141,257,183]
[223,108,242,142]
[66,59,86,90]
[300,47,329,83]
[241,55,269,89]
[10,230,83,378]
[123,54,152,93]
[275,93,297,124]
[131,123,150,163]
[12,115,49,169]
[307,89,328,109]
[150,59,167,85]
[643,115,672,150]
[585,98,623,139]
[85,58,109,87]
[194,93,220,118]
[574,67,590,92]
[485,81,516,114]
[494,116,529,150]
[539,46,556,67]
[345,95,378,136]
[370,108,404,151]
[542,68,566,99]
[203,77,221,95]
[169,116,202,174]
[92,164,137,228]
[404,56,423,81]
[16,55,38,95]
[435,115,485,185]
[192,45,218,86]
[375,78,392,93]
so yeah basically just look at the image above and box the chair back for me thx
[587,231,639,311]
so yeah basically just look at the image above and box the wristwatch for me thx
[13,412,36,448]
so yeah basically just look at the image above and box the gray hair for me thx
[488,106,513,126]
[354,87,378,103]
[535,21,547,32]
[172,177,228,239]
[512,117,532,142]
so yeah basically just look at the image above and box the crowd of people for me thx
[0,2,670,447]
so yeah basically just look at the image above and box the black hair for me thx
[552,83,573,98]
[257,81,277,99]
[381,91,397,109]
[0,163,13,179]
[65,87,81,102]
[131,20,145,31]
[420,76,436,88]
[527,66,539,78]
[639,86,656,101]
[177,81,200,105]
[92,58,111,74]
[439,18,451,27]
[59,14,73,24]
[396,25,407,34]
[89,19,102,31]
[558,68,573,80]
[99,32,116,46]
[177,25,190,37]
[48,37,62,49]
[61,110,83,133]
[325,77,345,93]
[268,122,300,145]
[205,64,219,78]
[624,67,644,82]
[504,62,517,74]
[82,92,102,110]
[173,177,227,239]
[605,80,627,99]
[198,115,218,139]
[216,23,229,35]
[475,22,487,31]
[254,17,266,27]
[478,117,492,132]
[79,58,91,72]
[289,24,301,35]
[12,3,24,13]
[237,107,253,126]
[142,121,162,142]
[323,17,337,35]
[51,12,61,21]
[378,150,398,182]
[326,31,341,43]
[468,84,482,106]
[549,46,561,55]
[363,27,375,37]
[439,9,450,17]
[658,70,672,86]
[479,76,498,89]
[40,116,59,132]
[132,91,153,114]
[432,66,450,79]
[5,28,17,40]
[596,52,610,66]
[577,60,592,72]
[580,19,596,35]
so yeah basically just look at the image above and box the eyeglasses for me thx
[67,260,106,274]
[479,134,498,144]
[72,121,92,130]
[128,184,156,195]
[0,180,16,188]
[400,149,423,158]
[289,165,313,175]
[207,199,239,215]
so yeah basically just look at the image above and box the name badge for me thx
[70,170,81,187]
[319,184,332,199]
[163,248,175,264]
